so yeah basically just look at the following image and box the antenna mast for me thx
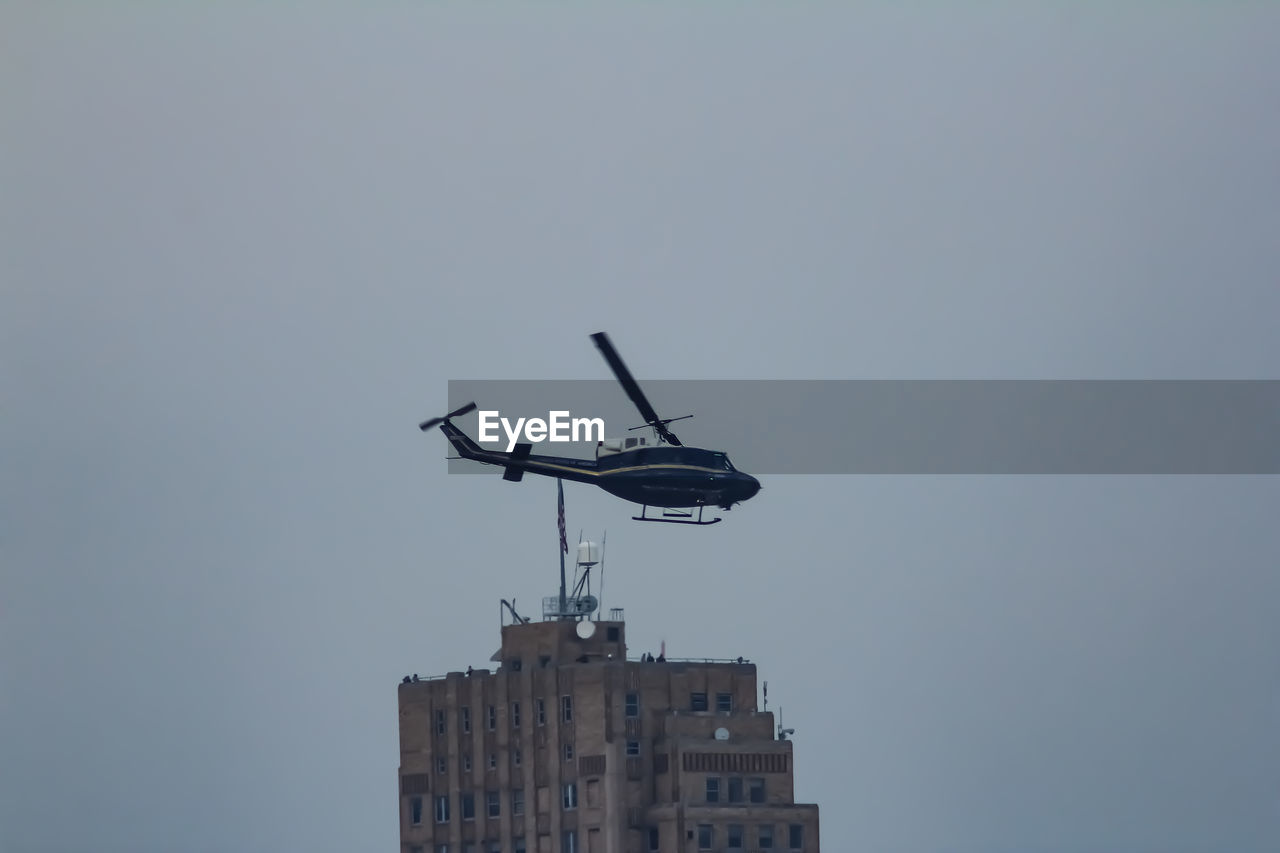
[557,478,568,620]
[543,482,604,623]
[598,531,607,614]
[777,706,795,740]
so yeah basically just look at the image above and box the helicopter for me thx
[418,332,761,525]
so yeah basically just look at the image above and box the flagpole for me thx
[557,479,568,620]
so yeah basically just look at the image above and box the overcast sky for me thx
[3,4,1278,852]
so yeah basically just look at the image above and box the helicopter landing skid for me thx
[632,505,722,526]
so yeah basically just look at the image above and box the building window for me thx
[647,827,659,851]
[723,775,743,802]
[562,782,578,810]
[435,795,450,823]
[606,626,620,642]
[462,755,472,772]
[514,748,522,766]
[757,824,775,849]
[705,776,720,803]
[697,824,714,850]
[486,790,500,818]
[435,710,446,735]
[487,705,497,730]
[435,846,448,853]
[749,777,766,803]
[561,695,573,723]
[536,699,547,725]
[436,757,447,775]
[461,706,471,733]
[561,830,578,853]
[410,846,423,853]
[514,841,525,853]
[625,692,639,718]
[716,692,733,713]
[488,753,497,770]
[690,692,708,712]
[788,824,804,849]
[728,824,744,849]
[488,843,502,853]
[564,742,574,761]
[510,658,522,672]
[410,796,423,826]
[461,792,475,820]
[512,788,524,816]
[511,702,521,728]
[626,740,640,756]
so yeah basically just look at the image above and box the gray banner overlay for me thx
[437,381,1279,475]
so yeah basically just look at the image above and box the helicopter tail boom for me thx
[437,419,491,460]
[432,418,601,485]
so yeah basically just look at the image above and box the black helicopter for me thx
[418,332,761,525]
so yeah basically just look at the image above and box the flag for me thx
[557,478,568,555]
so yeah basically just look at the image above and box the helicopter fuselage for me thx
[439,421,760,510]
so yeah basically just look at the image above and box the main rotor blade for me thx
[590,332,682,445]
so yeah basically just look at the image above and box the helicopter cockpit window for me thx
[625,437,638,449]
[712,453,734,470]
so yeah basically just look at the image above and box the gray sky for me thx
[3,4,1278,852]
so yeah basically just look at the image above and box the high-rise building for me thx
[397,600,820,853]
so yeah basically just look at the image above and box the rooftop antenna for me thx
[544,481,602,622]
[763,680,768,712]
[597,530,607,614]
[557,478,568,620]
[777,706,795,741]
[570,536,602,614]
[500,598,527,627]
[571,531,591,600]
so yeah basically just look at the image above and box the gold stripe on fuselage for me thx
[604,463,726,476]
[507,459,726,478]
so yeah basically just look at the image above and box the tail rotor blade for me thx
[419,401,478,431]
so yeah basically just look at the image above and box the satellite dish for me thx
[713,727,730,741]
[576,594,599,614]
[575,621,597,639]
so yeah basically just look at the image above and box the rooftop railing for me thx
[400,655,754,683]
[627,656,753,664]
[398,669,491,684]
